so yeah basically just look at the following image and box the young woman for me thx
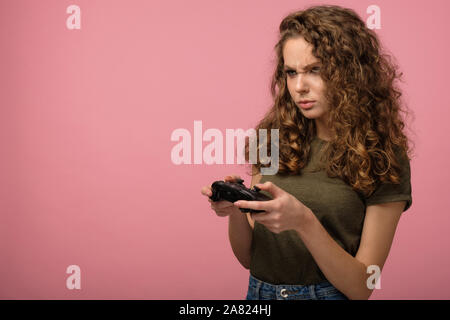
[201,5,413,300]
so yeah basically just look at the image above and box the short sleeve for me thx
[364,148,412,212]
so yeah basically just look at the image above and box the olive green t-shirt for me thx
[250,136,412,285]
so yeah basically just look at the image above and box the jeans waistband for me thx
[248,273,343,299]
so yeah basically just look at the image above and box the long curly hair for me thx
[244,5,415,198]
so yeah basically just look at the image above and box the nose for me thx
[294,73,309,94]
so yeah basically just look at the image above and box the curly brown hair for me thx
[244,5,415,198]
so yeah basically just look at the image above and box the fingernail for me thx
[234,202,240,207]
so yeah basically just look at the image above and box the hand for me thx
[234,181,312,234]
[201,175,243,217]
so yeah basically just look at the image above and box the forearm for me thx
[295,210,373,300]
[228,209,253,269]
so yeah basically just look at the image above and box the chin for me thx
[299,109,323,119]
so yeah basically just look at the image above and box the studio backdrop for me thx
[1,0,449,299]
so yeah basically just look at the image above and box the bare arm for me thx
[296,201,405,300]
[228,167,262,269]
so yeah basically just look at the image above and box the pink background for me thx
[0,0,448,299]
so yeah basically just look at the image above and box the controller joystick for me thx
[209,179,272,213]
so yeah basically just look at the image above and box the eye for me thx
[285,70,296,76]
[285,68,320,76]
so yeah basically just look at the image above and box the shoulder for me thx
[364,145,412,212]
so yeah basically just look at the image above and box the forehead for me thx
[282,37,319,67]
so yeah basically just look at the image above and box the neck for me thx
[315,120,333,141]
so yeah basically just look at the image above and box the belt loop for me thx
[309,284,317,300]
[256,280,262,297]
[252,275,262,298]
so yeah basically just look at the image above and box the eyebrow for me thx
[283,62,321,70]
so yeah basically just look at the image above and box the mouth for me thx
[297,100,316,109]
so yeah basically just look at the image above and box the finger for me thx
[234,200,272,212]
[212,202,234,211]
[224,175,242,182]
[201,186,212,197]
[211,200,234,210]
[251,211,273,223]
[254,181,284,198]
[215,209,231,217]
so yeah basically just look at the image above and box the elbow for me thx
[239,258,251,270]
[349,293,371,300]
[347,287,373,300]
[345,262,375,300]
[357,292,373,300]
[362,289,374,300]
[236,254,251,270]
[230,246,252,270]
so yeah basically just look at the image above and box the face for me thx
[283,36,330,132]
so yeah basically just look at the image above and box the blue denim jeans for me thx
[246,274,349,300]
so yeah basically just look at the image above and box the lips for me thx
[297,100,315,109]
[297,100,315,104]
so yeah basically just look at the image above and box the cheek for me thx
[312,81,327,101]
[286,79,294,95]
[286,79,301,100]
[311,78,325,91]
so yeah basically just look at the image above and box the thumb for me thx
[255,181,284,198]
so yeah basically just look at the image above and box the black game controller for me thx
[209,179,272,213]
